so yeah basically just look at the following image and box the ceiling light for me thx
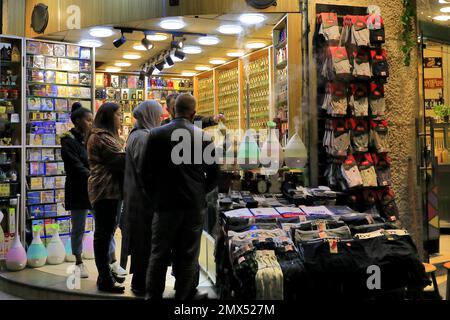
[246,42,266,49]
[146,33,168,41]
[440,7,450,13]
[165,54,174,66]
[105,67,121,73]
[227,51,245,57]
[89,27,114,38]
[164,63,173,69]
[195,66,211,71]
[123,54,141,60]
[218,25,243,35]
[115,62,132,67]
[133,44,147,51]
[173,49,186,61]
[433,15,450,21]
[141,37,154,50]
[198,36,220,46]
[146,65,156,77]
[239,13,267,25]
[160,18,186,30]
[439,0,450,3]
[171,39,184,49]
[182,71,196,77]
[79,39,102,48]
[210,59,226,65]
[183,45,202,54]
[113,33,126,48]
[155,58,166,71]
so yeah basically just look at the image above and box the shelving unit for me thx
[195,71,215,117]
[217,62,239,131]
[24,39,95,242]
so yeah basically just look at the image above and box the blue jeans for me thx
[71,208,118,260]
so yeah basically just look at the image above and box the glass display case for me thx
[197,73,215,117]
[218,64,239,131]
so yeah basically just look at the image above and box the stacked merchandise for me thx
[218,68,239,131]
[0,36,22,146]
[197,75,215,118]
[25,40,93,245]
[215,189,429,300]
[315,10,398,222]
[95,73,145,138]
[244,54,271,130]
[147,76,193,123]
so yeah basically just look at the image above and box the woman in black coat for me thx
[121,100,163,295]
[61,103,93,278]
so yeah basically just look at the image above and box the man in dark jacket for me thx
[142,93,220,300]
[161,93,225,127]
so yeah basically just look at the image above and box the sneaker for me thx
[76,263,89,279]
[110,261,128,277]
[97,281,125,294]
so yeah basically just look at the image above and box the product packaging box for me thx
[30,177,43,190]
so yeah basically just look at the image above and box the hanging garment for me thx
[370,119,389,153]
[352,49,372,80]
[369,81,386,116]
[318,13,341,42]
[349,83,369,117]
[357,154,378,187]
[350,119,370,153]
[370,49,390,79]
[341,153,364,189]
[350,16,371,47]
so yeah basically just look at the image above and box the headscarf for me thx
[133,100,163,130]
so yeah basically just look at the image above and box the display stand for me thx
[24,39,95,246]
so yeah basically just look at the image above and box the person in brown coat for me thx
[87,102,126,293]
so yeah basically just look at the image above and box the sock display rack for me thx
[314,4,399,223]
[0,36,96,255]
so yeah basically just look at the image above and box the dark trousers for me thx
[93,199,119,286]
[146,209,205,300]
[130,214,153,291]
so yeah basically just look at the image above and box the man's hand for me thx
[214,114,226,123]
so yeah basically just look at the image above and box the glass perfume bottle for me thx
[285,119,308,169]
[27,225,47,268]
[261,122,284,175]
[46,224,66,265]
[237,129,260,171]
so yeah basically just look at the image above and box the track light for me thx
[139,71,146,81]
[174,48,186,61]
[113,32,127,48]
[165,53,174,66]
[171,39,184,49]
[155,57,166,71]
[141,37,154,50]
[146,65,156,76]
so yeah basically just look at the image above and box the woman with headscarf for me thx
[120,100,163,295]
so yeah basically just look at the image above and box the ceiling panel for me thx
[39,13,285,74]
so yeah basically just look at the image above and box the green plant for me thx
[432,104,450,120]
[400,0,416,66]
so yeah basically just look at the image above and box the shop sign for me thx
[423,57,443,68]
[424,78,444,89]
[425,99,443,110]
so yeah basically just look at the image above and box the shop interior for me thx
[0,5,448,300]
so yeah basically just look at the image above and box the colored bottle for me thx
[64,237,76,262]
[27,226,47,268]
[260,122,284,175]
[5,234,27,271]
[237,129,260,171]
[82,231,95,260]
[46,224,65,265]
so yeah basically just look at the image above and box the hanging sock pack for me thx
[349,83,369,117]
[370,49,390,79]
[356,153,378,187]
[350,16,371,47]
[352,48,372,80]
[322,82,348,117]
[341,154,364,189]
[367,15,386,45]
[318,12,341,42]
[369,81,386,116]
[373,153,392,187]
[370,119,389,153]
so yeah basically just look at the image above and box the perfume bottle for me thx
[237,129,260,171]
[285,120,308,169]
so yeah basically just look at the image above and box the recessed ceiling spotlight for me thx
[160,18,186,30]
[115,62,132,67]
[195,66,211,71]
[89,27,114,38]
[182,71,196,77]
[105,67,121,73]
[141,37,154,50]
[198,36,220,46]
[113,33,127,48]
[133,44,147,51]
[433,15,450,21]
[218,25,243,35]
[183,45,202,54]
[440,7,450,13]
[227,51,245,57]
[146,33,168,41]
[246,42,266,49]
[79,39,103,48]
[210,59,226,65]
[123,54,141,60]
[239,13,267,25]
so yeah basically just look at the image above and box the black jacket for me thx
[141,118,220,212]
[61,128,91,210]
[161,115,217,128]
